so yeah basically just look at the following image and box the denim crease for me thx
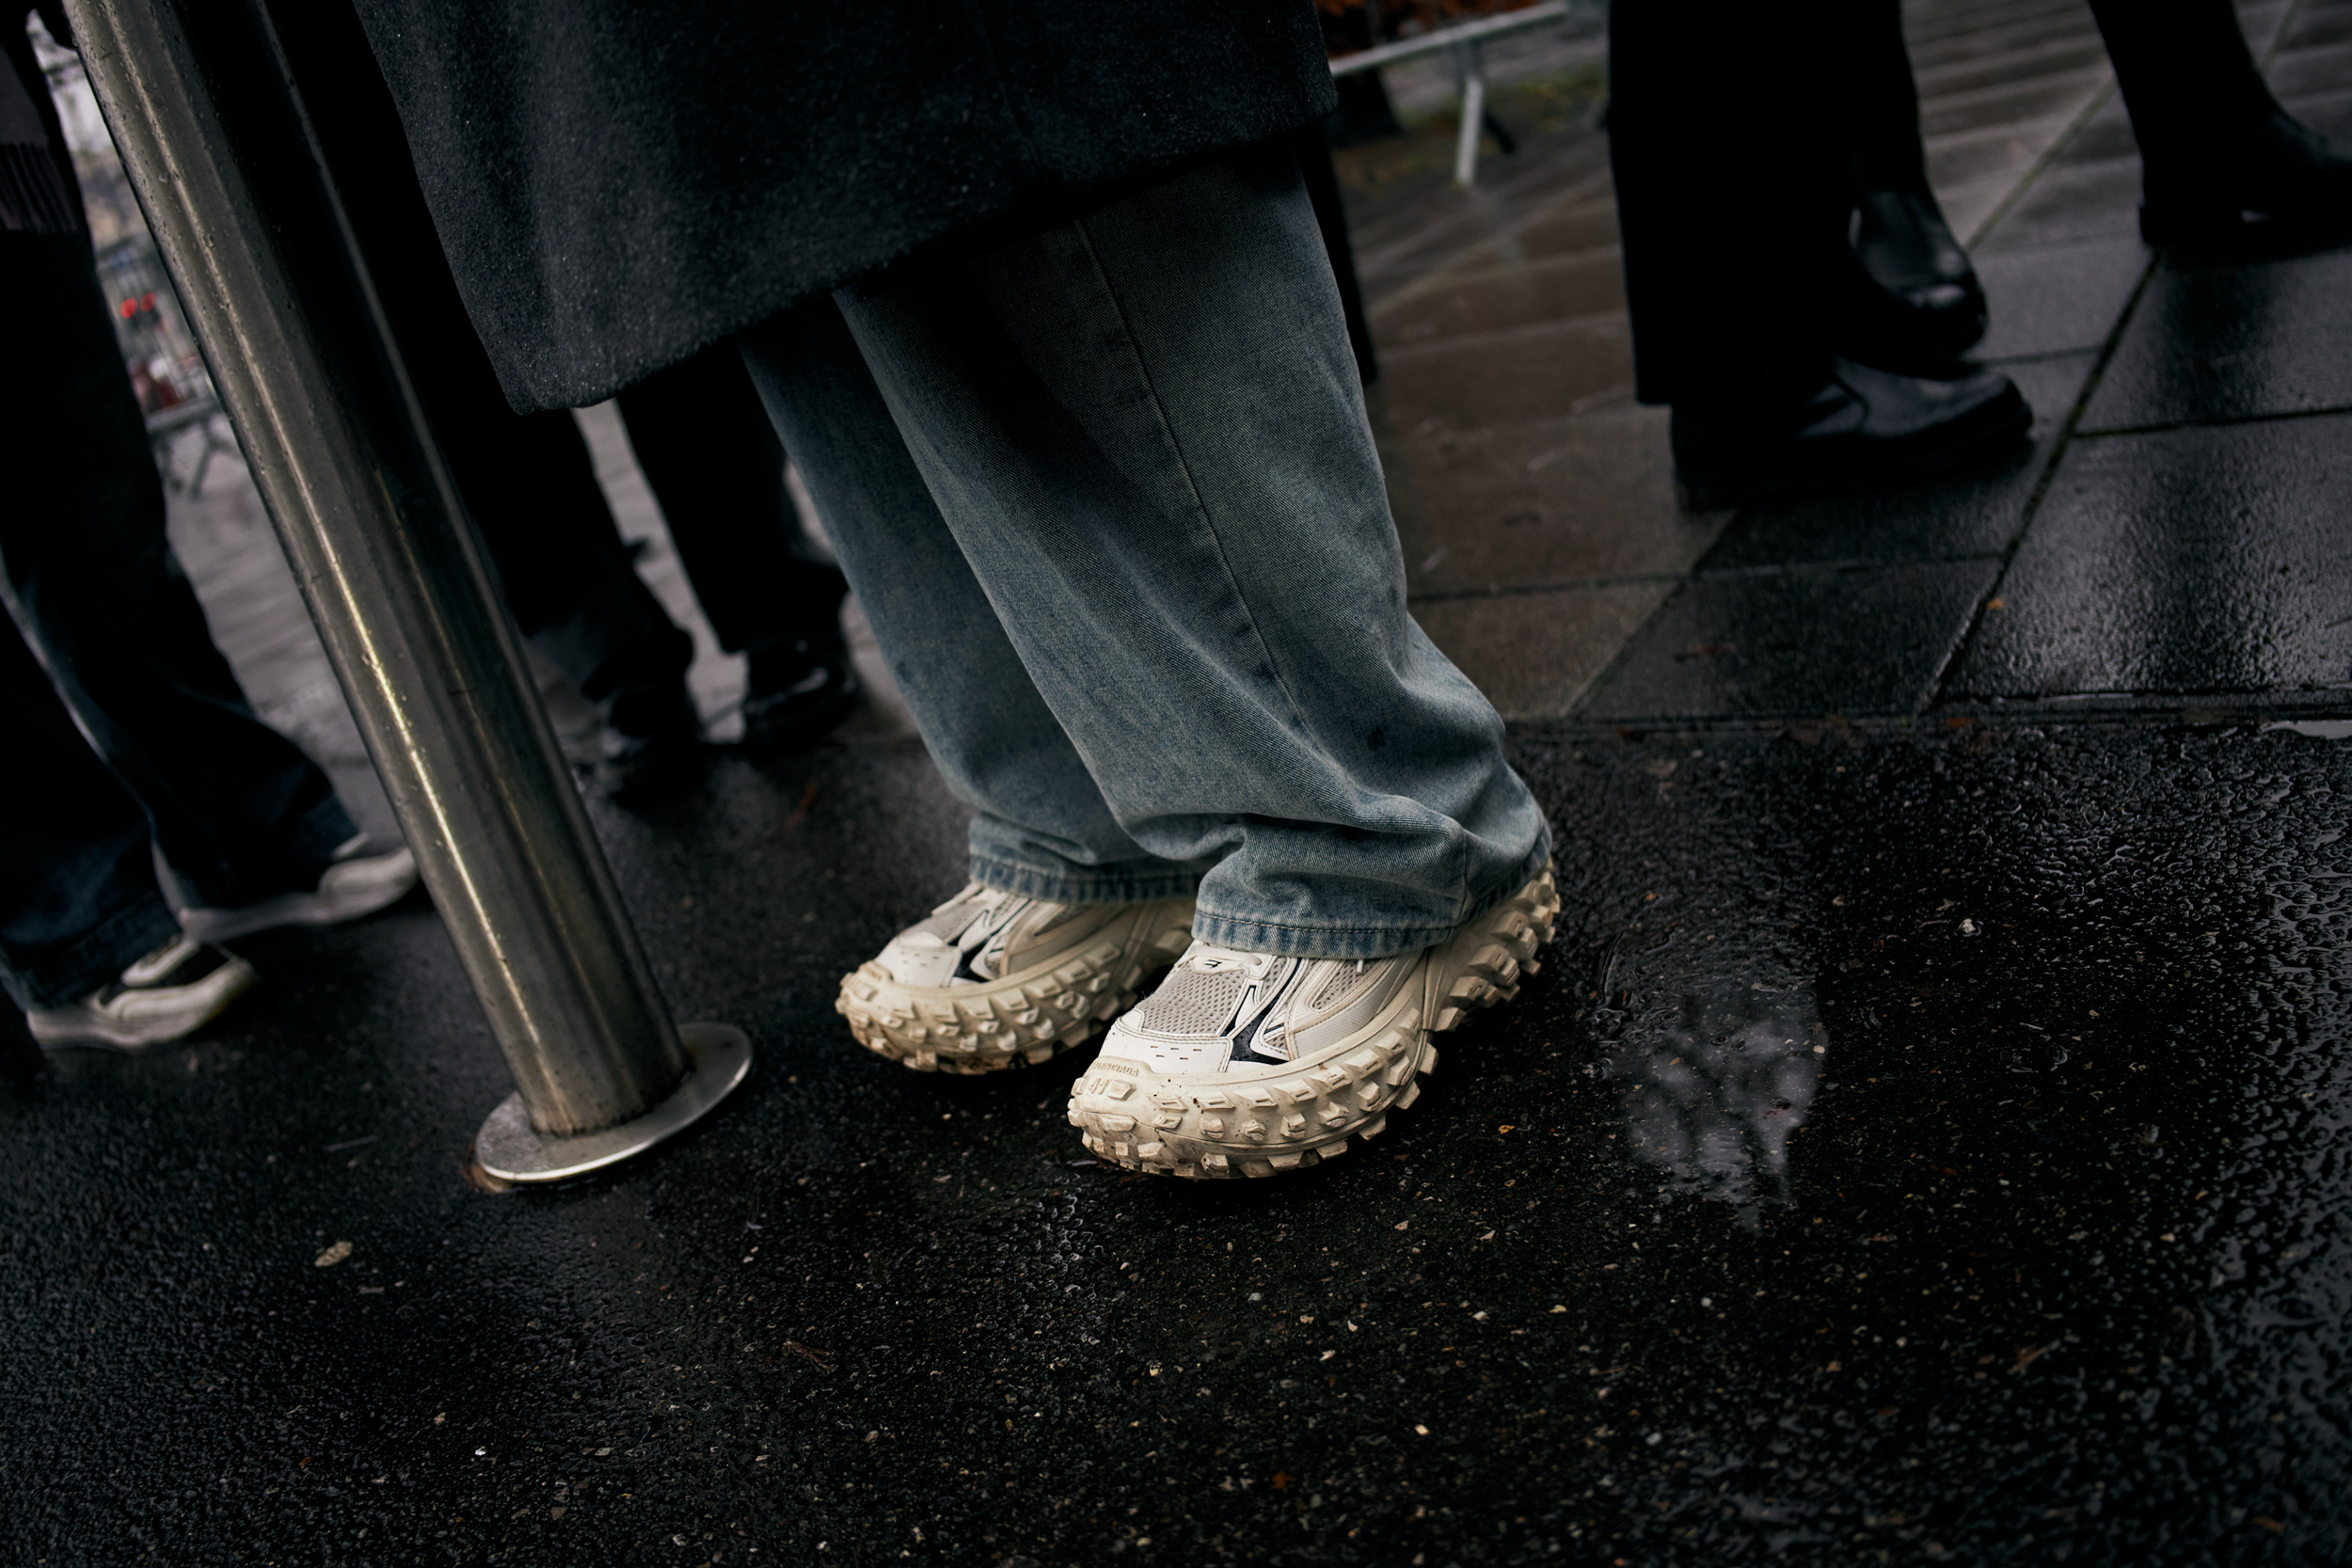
[739,141,1549,959]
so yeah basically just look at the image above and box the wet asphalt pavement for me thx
[9,719,2352,1565]
[9,1,2352,1561]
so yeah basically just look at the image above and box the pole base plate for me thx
[472,1022,751,1183]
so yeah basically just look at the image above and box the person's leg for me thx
[1840,0,1987,367]
[428,396,695,707]
[0,606,180,1015]
[1608,0,1848,407]
[612,345,848,655]
[829,140,1548,959]
[2087,0,2352,242]
[264,0,698,798]
[1607,0,2026,504]
[0,605,259,1046]
[739,301,1201,1072]
[0,231,355,911]
[612,344,859,751]
[739,302,1194,903]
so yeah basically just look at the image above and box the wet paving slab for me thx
[9,717,2352,1564]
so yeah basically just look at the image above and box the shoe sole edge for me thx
[835,901,1195,1074]
[27,956,258,1051]
[1068,864,1561,1179]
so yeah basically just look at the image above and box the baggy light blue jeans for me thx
[737,140,1549,960]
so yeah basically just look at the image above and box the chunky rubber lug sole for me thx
[836,899,1195,1075]
[1066,863,1560,1179]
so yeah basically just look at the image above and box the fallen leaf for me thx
[314,1241,353,1269]
[1394,1221,1409,1231]
[2011,1344,2050,1374]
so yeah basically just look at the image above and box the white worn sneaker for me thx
[177,835,420,943]
[25,933,258,1051]
[1067,863,1559,1178]
[837,882,1195,1074]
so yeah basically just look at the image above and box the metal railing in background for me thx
[1329,0,1600,187]
[61,0,750,1184]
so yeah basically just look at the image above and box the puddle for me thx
[1597,978,1824,1218]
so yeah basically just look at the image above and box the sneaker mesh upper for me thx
[1129,966,1248,1035]
[1307,960,1371,1011]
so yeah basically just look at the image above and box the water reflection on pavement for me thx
[1600,978,1823,1217]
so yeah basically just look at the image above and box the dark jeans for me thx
[0,230,354,1011]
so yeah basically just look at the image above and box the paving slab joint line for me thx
[2074,402,2352,440]
[1514,692,2352,745]
[1960,76,2120,250]
[1915,242,2167,712]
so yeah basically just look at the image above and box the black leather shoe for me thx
[1672,358,2031,510]
[739,636,862,754]
[593,679,705,802]
[1839,187,1989,370]
[2141,110,2352,248]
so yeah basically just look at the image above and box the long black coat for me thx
[349,1,1335,412]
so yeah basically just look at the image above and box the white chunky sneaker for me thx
[837,883,1196,1074]
[1067,863,1558,1178]
[177,835,420,943]
[25,933,258,1051]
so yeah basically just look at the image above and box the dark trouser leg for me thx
[2089,0,2279,178]
[427,393,693,702]
[263,0,690,703]
[0,231,354,910]
[1847,0,1931,196]
[0,610,182,1013]
[611,345,848,657]
[1607,0,1851,404]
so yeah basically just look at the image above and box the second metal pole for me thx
[64,0,747,1175]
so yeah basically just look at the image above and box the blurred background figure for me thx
[1609,0,2352,511]
[2084,0,2352,245]
[4,6,414,1048]
[1839,0,2352,373]
[1606,0,2031,509]
[271,1,861,806]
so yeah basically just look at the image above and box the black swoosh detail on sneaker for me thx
[949,899,1027,983]
[1227,961,1305,1067]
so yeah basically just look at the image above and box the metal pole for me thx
[61,0,748,1181]
[1453,40,1487,188]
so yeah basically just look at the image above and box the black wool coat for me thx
[348,0,1336,412]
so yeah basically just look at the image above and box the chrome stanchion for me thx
[63,0,749,1182]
